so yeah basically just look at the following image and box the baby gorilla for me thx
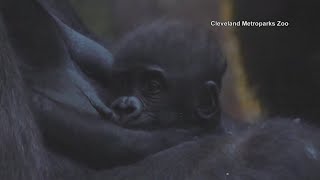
[107,21,226,131]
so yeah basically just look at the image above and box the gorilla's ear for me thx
[196,81,221,126]
[0,0,68,69]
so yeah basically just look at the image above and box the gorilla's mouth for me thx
[110,113,154,129]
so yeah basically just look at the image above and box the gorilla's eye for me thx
[142,79,162,94]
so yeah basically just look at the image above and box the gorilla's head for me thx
[109,21,226,131]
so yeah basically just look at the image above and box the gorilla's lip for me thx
[111,114,155,129]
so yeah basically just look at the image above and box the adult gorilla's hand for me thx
[1,0,114,119]
[37,99,197,169]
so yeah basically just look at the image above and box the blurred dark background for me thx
[67,0,320,123]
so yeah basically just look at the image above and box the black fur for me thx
[1,0,194,170]
[1,1,320,179]
[106,21,226,131]
[102,119,320,180]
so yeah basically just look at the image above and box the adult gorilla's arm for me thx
[1,0,194,169]
[0,15,98,180]
[0,15,46,180]
[100,119,320,180]
[1,0,113,119]
[38,99,193,169]
[37,0,90,35]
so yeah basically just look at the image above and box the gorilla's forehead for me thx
[113,21,226,84]
[113,60,214,81]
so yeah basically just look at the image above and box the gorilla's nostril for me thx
[111,96,143,119]
[113,102,134,113]
[124,106,136,115]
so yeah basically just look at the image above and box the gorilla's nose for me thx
[111,96,143,124]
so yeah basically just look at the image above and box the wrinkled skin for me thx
[106,21,226,132]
